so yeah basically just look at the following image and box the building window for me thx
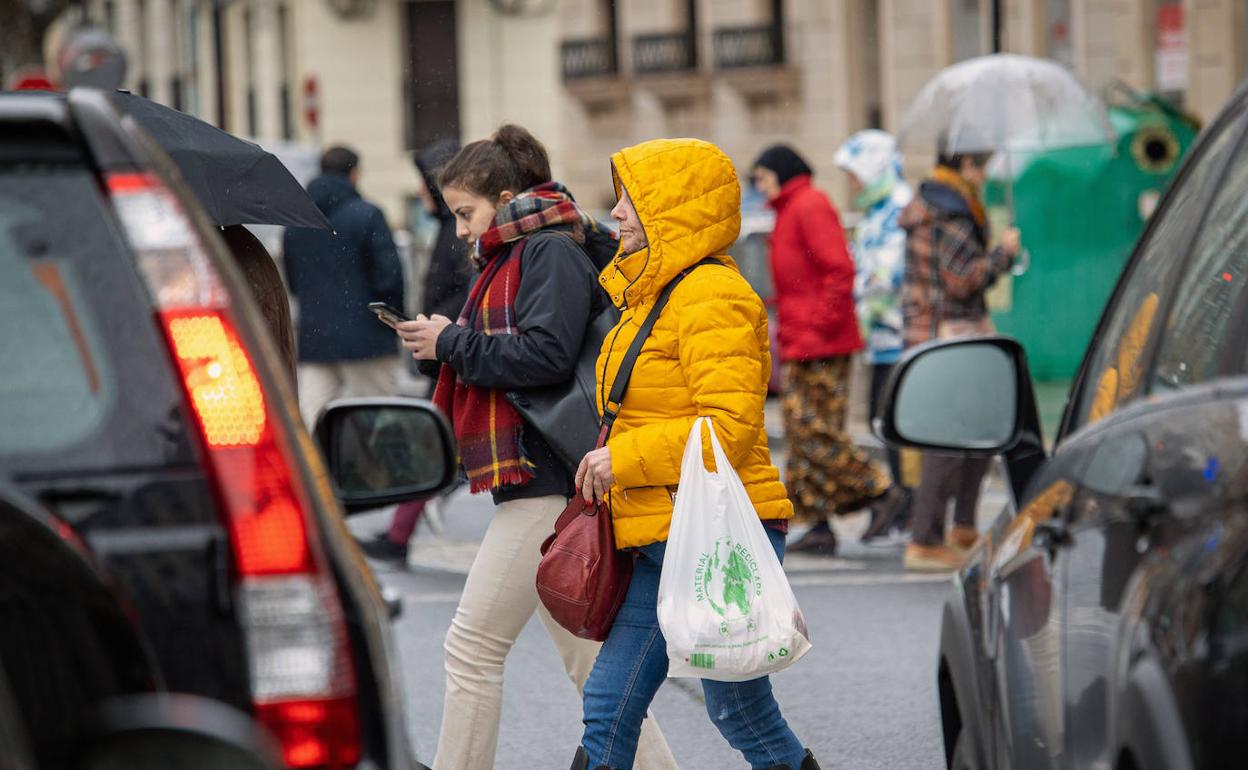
[863,0,881,127]
[244,6,257,136]
[404,1,460,151]
[561,1,619,82]
[187,1,202,118]
[212,2,228,127]
[278,2,293,141]
[712,0,785,69]
[137,0,150,97]
[952,0,987,62]
[170,0,185,111]
[633,0,699,74]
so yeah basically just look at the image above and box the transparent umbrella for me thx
[898,54,1115,274]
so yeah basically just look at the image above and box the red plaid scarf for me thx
[432,183,590,493]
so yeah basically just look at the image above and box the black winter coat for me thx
[435,229,609,504]
[283,174,404,362]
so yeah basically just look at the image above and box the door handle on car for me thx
[1033,518,1072,555]
[1125,483,1167,523]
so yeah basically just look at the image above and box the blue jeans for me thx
[581,526,806,769]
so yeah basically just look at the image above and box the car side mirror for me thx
[314,397,458,514]
[79,694,279,770]
[877,337,1046,504]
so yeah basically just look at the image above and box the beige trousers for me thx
[433,495,677,770]
[297,356,399,430]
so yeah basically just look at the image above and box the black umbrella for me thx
[111,91,331,231]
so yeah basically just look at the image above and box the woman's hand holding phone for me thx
[396,314,452,361]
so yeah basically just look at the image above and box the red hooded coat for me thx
[766,175,863,362]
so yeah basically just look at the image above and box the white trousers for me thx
[297,356,399,430]
[433,495,678,770]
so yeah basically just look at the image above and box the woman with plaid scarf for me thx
[898,145,1021,571]
[394,125,677,770]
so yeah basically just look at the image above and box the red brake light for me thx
[160,308,313,575]
[257,698,362,768]
[165,312,266,447]
[108,171,362,767]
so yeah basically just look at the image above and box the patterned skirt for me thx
[781,356,892,523]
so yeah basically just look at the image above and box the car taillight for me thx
[107,172,361,769]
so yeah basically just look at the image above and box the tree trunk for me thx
[0,0,72,86]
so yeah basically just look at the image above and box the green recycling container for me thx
[983,91,1199,383]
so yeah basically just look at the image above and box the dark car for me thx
[0,89,455,770]
[878,81,1248,769]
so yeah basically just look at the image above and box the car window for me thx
[1066,112,1245,432]
[1149,131,1248,392]
[0,191,112,453]
[0,159,196,472]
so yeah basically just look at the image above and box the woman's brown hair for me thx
[438,124,551,201]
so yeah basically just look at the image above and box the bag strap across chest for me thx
[602,257,721,433]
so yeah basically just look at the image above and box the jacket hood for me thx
[308,173,360,215]
[834,130,901,190]
[415,139,459,219]
[603,138,742,309]
[898,179,972,231]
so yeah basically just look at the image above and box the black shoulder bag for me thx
[505,231,621,473]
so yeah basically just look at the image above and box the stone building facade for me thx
[73,0,1248,217]
[80,0,423,225]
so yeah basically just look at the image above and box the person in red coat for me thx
[752,145,904,555]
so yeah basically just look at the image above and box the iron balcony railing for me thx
[561,37,618,80]
[713,24,785,69]
[632,32,697,74]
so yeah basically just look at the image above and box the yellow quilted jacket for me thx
[597,138,793,549]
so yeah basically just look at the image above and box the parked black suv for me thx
[0,89,455,769]
[879,80,1248,769]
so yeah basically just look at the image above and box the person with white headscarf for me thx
[834,130,914,541]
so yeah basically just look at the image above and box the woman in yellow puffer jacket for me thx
[571,139,818,770]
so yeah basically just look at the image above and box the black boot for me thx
[569,746,620,770]
[762,749,822,770]
[787,521,838,555]
[358,533,409,565]
[861,486,910,542]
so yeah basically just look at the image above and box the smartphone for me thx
[368,301,410,328]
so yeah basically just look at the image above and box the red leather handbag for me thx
[536,429,632,642]
[535,259,717,641]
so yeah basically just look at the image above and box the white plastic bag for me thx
[658,418,811,682]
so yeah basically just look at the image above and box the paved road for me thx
[350,468,1010,769]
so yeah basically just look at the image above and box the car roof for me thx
[0,90,71,124]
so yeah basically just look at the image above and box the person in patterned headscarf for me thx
[835,130,915,541]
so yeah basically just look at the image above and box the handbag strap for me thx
[601,257,721,434]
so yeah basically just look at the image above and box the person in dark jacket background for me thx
[752,144,904,556]
[413,139,473,384]
[360,140,473,565]
[283,145,404,428]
